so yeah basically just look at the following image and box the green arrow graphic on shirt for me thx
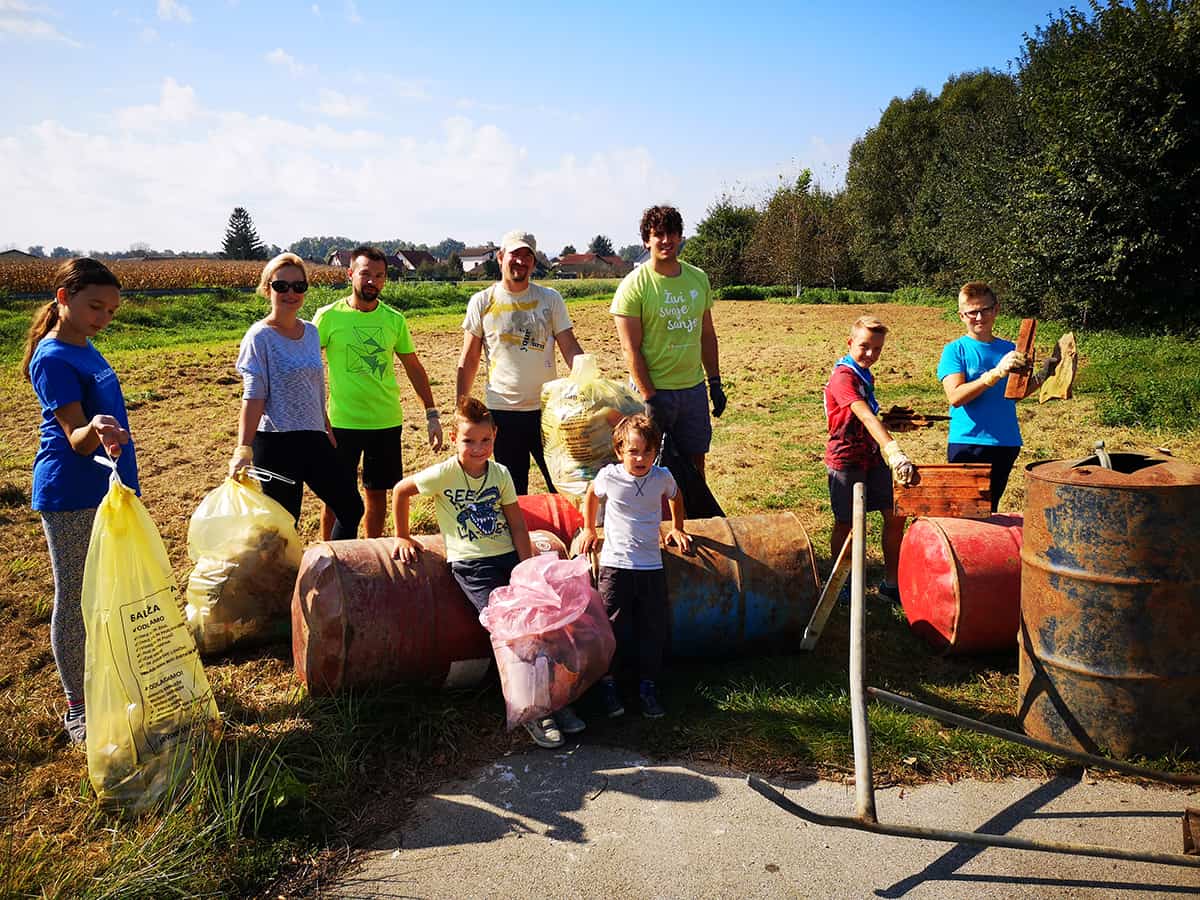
[350,328,388,378]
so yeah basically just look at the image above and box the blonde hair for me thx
[22,258,121,381]
[850,316,887,337]
[958,281,996,308]
[256,252,308,298]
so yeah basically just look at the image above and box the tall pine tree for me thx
[222,207,267,260]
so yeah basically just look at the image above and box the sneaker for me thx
[877,581,902,606]
[524,715,564,749]
[639,680,665,719]
[63,709,86,745]
[555,704,586,735]
[600,679,625,718]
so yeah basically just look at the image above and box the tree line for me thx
[682,0,1199,329]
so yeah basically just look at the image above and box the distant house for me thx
[0,249,36,261]
[552,253,633,279]
[459,245,498,274]
[394,249,438,274]
[325,249,354,268]
[630,247,651,268]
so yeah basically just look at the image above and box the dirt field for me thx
[1,299,1196,890]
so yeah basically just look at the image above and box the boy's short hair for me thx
[612,413,662,454]
[850,315,888,337]
[958,281,996,307]
[639,205,684,243]
[454,396,494,429]
[349,245,387,268]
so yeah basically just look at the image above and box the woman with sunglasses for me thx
[228,253,363,537]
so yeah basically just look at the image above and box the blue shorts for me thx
[827,464,894,523]
[650,382,712,456]
[450,551,521,613]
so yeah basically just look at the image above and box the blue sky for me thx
[0,0,1063,255]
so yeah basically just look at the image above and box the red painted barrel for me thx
[517,494,584,546]
[897,514,1024,654]
[292,531,566,695]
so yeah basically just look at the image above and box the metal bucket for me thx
[570,513,818,656]
[292,530,565,695]
[517,493,583,546]
[897,514,1024,654]
[1018,452,1200,758]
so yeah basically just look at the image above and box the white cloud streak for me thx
[156,0,192,24]
[265,47,308,78]
[0,1,80,46]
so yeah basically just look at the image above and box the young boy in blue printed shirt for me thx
[579,414,691,719]
[823,316,915,603]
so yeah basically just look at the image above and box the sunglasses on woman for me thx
[270,279,309,294]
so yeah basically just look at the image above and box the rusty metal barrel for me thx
[292,530,565,695]
[570,513,818,656]
[897,514,1024,654]
[1018,453,1200,758]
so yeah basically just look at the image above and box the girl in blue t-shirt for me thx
[22,258,139,745]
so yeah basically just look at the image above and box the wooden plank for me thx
[1004,317,1037,399]
[801,533,853,651]
[894,464,991,519]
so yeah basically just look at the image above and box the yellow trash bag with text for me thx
[82,461,219,812]
[541,354,644,498]
[185,472,302,656]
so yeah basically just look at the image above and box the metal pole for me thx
[848,481,876,822]
[747,775,1200,869]
[867,687,1200,787]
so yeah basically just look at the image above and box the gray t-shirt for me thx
[592,463,678,570]
[236,320,327,433]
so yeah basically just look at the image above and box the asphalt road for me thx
[329,744,1200,899]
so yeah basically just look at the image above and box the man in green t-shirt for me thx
[611,205,726,478]
[314,245,443,539]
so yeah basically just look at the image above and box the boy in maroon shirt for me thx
[823,316,915,602]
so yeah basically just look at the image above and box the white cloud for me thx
[156,0,192,23]
[0,1,81,46]
[311,3,319,14]
[314,88,365,119]
[265,47,308,78]
[344,0,360,24]
[0,89,687,255]
[115,77,197,131]
[138,25,158,42]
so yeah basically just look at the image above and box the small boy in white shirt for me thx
[579,414,691,718]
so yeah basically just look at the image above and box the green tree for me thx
[587,235,614,256]
[1002,0,1200,326]
[433,238,465,260]
[679,196,759,287]
[560,244,576,256]
[222,207,267,260]
[446,252,463,275]
[482,258,501,280]
[844,89,939,286]
[617,243,643,263]
[51,246,73,258]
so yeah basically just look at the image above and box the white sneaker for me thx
[524,715,564,749]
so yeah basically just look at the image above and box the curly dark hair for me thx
[639,205,684,243]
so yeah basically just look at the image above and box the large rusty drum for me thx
[570,513,818,656]
[292,531,569,695]
[897,514,1023,654]
[1019,453,1200,758]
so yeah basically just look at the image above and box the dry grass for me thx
[1,299,1197,896]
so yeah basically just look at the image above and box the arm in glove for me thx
[426,408,444,451]
[980,350,1028,387]
[644,392,669,434]
[708,376,727,418]
[228,444,254,479]
[882,440,916,486]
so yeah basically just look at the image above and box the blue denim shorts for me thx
[650,381,712,456]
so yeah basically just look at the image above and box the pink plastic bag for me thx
[479,555,615,729]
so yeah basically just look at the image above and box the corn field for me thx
[0,258,347,293]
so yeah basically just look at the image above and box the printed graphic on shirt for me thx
[349,327,390,378]
[491,302,553,356]
[445,485,508,543]
[660,287,702,345]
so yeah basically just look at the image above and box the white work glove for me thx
[882,440,916,486]
[981,350,1028,387]
[426,408,444,451]
[228,444,254,479]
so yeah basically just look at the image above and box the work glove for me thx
[644,392,669,435]
[981,350,1028,387]
[426,408,444,451]
[1032,343,1062,386]
[882,440,916,486]
[708,376,727,418]
[228,444,254,479]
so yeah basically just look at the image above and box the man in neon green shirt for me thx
[314,245,443,539]
[611,205,726,478]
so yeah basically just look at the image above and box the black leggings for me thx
[252,430,364,539]
[490,408,555,497]
[598,566,669,684]
[947,442,1022,513]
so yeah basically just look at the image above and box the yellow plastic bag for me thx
[82,464,218,812]
[185,474,302,655]
[541,354,644,497]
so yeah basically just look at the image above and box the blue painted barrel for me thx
[662,513,818,656]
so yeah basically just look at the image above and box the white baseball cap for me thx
[499,230,536,254]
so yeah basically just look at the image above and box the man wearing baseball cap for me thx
[456,230,584,495]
